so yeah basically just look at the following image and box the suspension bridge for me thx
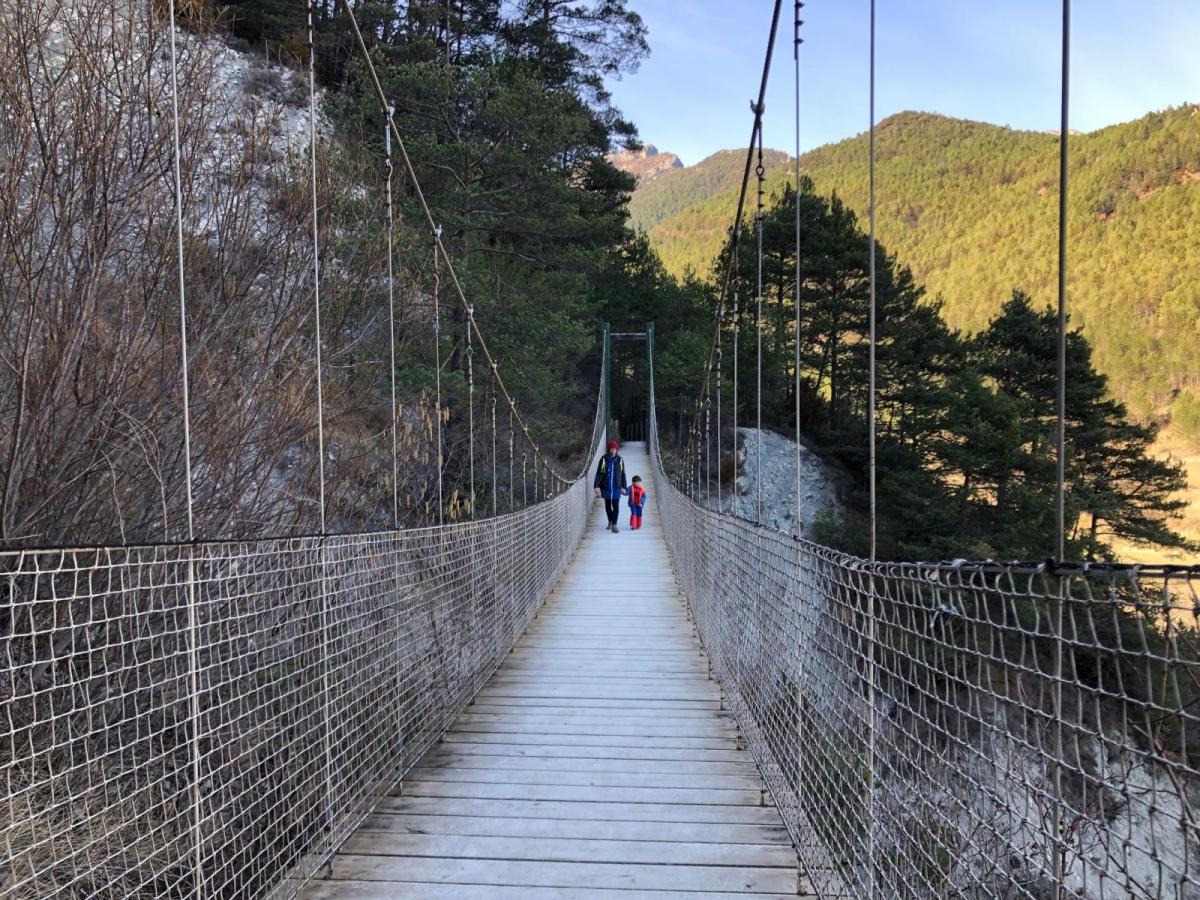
[4,0,1200,898]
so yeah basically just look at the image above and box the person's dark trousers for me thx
[604,498,620,525]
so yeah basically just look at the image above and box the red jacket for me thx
[629,484,647,510]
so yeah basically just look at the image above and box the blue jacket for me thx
[593,453,627,500]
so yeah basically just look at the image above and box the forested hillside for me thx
[703,178,1193,561]
[646,108,1200,437]
[626,147,789,232]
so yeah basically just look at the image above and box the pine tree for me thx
[974,292,1192,558]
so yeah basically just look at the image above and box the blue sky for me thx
[604,1,1200,165]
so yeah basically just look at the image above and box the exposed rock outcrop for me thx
[608,144,684,183]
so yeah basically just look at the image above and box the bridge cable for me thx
[791,0,808,834]
[755,128,765,525]
[163,1,202,889]
[683,0,783,482]
[432,227,446,525]
[1052,3,1071,894]
[705,391,712,505]
[339,0,573,489]
[732,277,739,496]
[1055,4,1070,566]
[307,1,327,535]
[716,296,724,511]
[467,303,476,518]
[794,2,804,539]
[866,0,879,894]
[385,105,400,529]
[305,0,335,859]
[489,386,499,513]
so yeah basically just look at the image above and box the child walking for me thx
[629,476,647,530]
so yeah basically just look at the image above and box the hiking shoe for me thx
[612,524,620,533]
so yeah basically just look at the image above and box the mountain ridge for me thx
[607,144,683,184]
[638,105,1200,443]
[626,146,791,232]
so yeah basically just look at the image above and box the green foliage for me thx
[318,1,652,490]
[644,108,1200,434]
[973,293,1192,557]
[698,176,1192,561]
[1174,391,1200,448]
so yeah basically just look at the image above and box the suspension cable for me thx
[305,0,334,861]
[1056,3,1070,564]
[385,105,399,529]
[732,279,740,497]
[716,301,723,511]
[164,2,202,889]
[338,0,574,488]
[1053,5,1071,895]
[755,128,765,526]
[166,9,194,544]
[491,386,498,516]
[432,225,445,526]
[705,395,712,505]
[794,2,804,539]
[308,1,327,535]
[467,304,476,518]
[866,1,879,895]
[684,0,783,473]
[791,0,808,837]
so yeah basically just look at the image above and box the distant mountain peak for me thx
[608,144,684,184]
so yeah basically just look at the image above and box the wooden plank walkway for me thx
[304,443,808,898]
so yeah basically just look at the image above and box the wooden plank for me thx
[325,856,799,893]
[399,780,763,806]
[453,714,735,735]
[357,813,790,846]
[375,796,785,825]
[404,766,761,791]
[476,680,715,691]
[460,704,724,721]
[472,686,717,702]
[340,832,798,868]
[442,732,735,750]
[434,741,749,762]
[303,882,809,899]
[416,750,760,776]
[490,666,712,678]
[449,723,736,741]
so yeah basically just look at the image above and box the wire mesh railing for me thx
[651,400,1200,899]
[2,412,603,899]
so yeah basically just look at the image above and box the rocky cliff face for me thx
[712,427,841,539]
[608,144,684,184]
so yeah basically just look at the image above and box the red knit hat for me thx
[606,439,619,450]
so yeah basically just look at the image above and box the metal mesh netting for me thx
[2,420,603,898]
[652,409,1200,899]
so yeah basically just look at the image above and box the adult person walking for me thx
[593,439,628,532]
